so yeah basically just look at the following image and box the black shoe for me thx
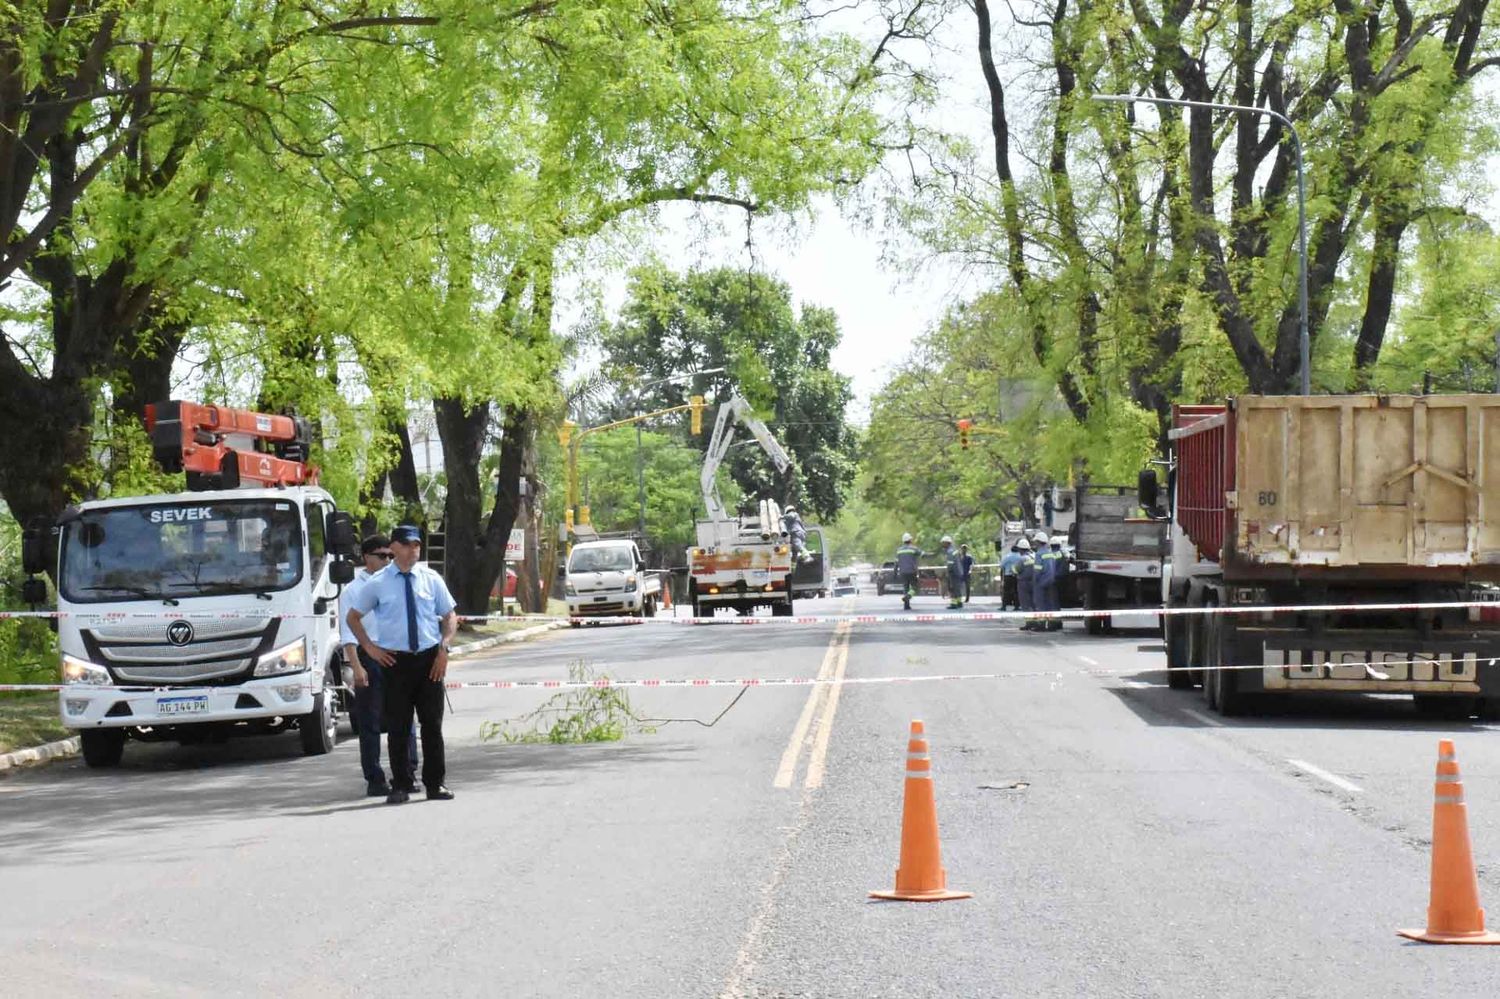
[385,788,410,805]
[366,778,390,798]
[426,786,455,801]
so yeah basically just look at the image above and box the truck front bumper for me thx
[60,674,318,730]
[567,592,644,617]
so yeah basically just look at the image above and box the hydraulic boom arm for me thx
[700,394,791,522]
[145,400,318,489]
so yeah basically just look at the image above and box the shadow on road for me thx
[1103,675,1497,733]
[0,730,697,865]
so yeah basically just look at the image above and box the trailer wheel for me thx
[1199,597,1221,709]
[80,729,125,768]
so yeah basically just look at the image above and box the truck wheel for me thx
[643,597,656,618]
[1199,602,1221,710]
[80,729,125,768]
[695,600,714,618]
[876,583,885,596]
[1164,610,1191,689]
[1414,695,1476,720]
[1083,579,1105,636]
[299,688,338,756]
[772,598,793,617]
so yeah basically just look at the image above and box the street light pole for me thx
[1092,93,1310,395]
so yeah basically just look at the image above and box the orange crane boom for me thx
[145,400,319,489]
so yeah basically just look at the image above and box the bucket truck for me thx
[687,395,797,617]
[19,401,360,766]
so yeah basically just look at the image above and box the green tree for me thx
[601,266,859,522]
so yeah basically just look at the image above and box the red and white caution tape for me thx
[4,598,1498,625]
[4,651,1494,695]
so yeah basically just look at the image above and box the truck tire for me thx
[877,582,885,596]
[1083,578,1106,636]
[80,729,125,768]
[1164,602,1191,689]
[695,599,714,618]
[643,596,656,618]
[299,687,338,756]
[772,597,794,617]
[1413,695,1476,720]
[1199,598,1220,710]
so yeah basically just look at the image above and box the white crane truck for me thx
[687,395,797,617]
[20,401,360,766]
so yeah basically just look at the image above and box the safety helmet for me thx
[901,532,913,543]
[1015,538,1032,550]
[784,505,797,514]
[940,535,953,545]
[1032,530,1049,543]
[1050,535,1066,546]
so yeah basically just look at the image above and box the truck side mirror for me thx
[22,577,48,605]
[21,516,51,575]
[325,511,357,555]
[1137,469,1159,512]
[329,560,355,585]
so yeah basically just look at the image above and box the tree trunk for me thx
[433,398,533,617]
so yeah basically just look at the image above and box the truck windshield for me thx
[60,500,304,603]
[569,547,635,573]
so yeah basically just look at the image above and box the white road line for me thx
[1121,679,1150,689]
[1077,654,1100,667]
[803,624,852,789]
[1287,758,1363,794]
[772,621,849,789]
[1181,708,1224,727]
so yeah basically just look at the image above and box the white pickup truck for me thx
[564,539,663,622]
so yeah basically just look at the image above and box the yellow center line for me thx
[772,620,849,788]
[803,623,851,789]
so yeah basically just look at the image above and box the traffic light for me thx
[957,418,972,450]
[689,395,705,435]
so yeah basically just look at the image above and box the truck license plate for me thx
[157,695,209,716]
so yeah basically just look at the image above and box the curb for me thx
[0,736,80,773]
[450,620,567,657]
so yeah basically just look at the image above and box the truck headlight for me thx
[624,575,638,592]
[253,638,307,678]
[61,655,110,686]
[565,582,578,596]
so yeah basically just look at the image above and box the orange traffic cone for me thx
[869,720,972,902]
[1398,739,1500,944]
[661,580,672,610]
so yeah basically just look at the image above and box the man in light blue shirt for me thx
[346,524,459,805]
[339,534,418,797]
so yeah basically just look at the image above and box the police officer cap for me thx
[1015,538,1032,550]
[391,524,423,544]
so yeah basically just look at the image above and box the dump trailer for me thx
[1150,394,1500,718]
[1070,484,1166,634]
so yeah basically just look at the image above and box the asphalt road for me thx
[3,589,1499,998]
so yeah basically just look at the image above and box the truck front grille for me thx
[83,619,278,686]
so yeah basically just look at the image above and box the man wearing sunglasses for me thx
[346,524,459,804]
[340,534,418,797]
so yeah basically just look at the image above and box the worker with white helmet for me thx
[940,535,964,610]
[1015,537,1037,627]
[1039,533,1068,631]
[781,504,810,564]
[894,533,923,610]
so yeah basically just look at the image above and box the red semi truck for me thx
[1148,394,1500,718]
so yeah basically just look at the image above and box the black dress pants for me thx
[383,646,445,791]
